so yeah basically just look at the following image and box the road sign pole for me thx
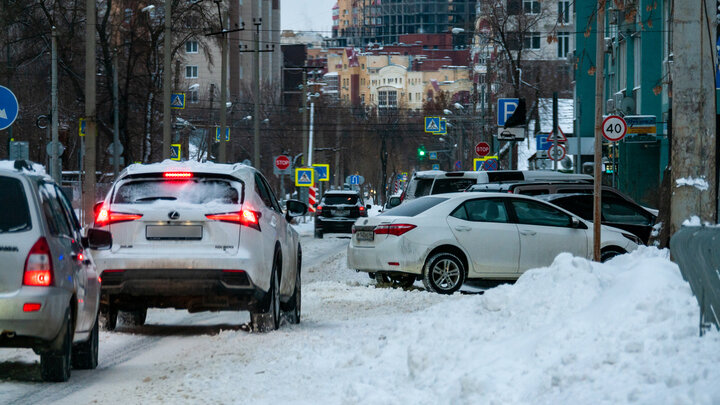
[592,1,605,262]
[51,26,60,183]
[552,92,558,171]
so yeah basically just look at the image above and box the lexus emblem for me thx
[168,211,180,220]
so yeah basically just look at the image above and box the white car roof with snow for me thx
[119,160,252,178]
[325,190,360,195]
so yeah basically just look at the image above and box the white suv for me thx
[91,161,307,332]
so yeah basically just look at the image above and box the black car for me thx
[315,191,370,238]
[535,193,657,245]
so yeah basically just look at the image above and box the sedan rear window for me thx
[323,194,359,205]
[0,176,31,233]
[381,197,448,217]
[114,179,241,205]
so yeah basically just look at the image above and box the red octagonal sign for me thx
[475,142,490,157]
[275,155,290,170]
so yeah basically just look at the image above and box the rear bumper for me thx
[346,238,426,275]
[99,268,261,312]
[0,287,70,348]
[316,217,357,233]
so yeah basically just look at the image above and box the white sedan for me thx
[347,193,640,294]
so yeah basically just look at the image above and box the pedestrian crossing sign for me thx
[425,117,440,133]
[79,118,86,137]
[215,127,230,142]
[312,164,330,182]
[295,168,314,187]
[170,144,181,161]
[171,93,185,109]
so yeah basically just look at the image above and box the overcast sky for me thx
[281,0,336,34]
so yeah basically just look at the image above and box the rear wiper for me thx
[134,196,177,202]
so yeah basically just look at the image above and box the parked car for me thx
[90,161,307,332]
[466,180,637,201]
[314,190,370,238]
[402,170,592,201]
[0,160,111,381]
[535,193,657,245]
[348,192,639,294]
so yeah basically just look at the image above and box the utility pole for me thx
[308,102,315,166]
[301,69,308,165]
[218,13,228,163]
[112,49,120,178]
[552,92,558,171]
[592,0,605,262]
[162,0,171,160]
[50,26,60,183]
[238,18,273,168]
[670,0,718,230]
[82,0,97,226]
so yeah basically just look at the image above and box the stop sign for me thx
[475,142,490,157]
[275,155,290,170]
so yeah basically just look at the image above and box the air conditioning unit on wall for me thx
[606,98,616,112]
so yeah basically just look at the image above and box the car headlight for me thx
[621,232,642,245]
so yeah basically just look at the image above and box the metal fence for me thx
[671,227,720,335]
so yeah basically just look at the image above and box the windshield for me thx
[323,194,359,205]
[408,178,433,198]
[0,176,31,233]
[380,196,448,217]
[114,179,241,205]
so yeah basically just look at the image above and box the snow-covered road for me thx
[1,233,719,404]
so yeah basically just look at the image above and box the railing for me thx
[671,226,720,335]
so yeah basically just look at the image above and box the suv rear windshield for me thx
[380,196,448,217]
[432,178,477,194]
[408,178,433,198]
[114,179,241,205]
[323,194,359,205]
[0,176,31,233]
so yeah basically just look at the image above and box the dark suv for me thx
[314,191,370,238]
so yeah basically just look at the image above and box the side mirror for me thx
[285,199,307,219]
[387,196,401,208]
[84,228,112,250]
[365,204,372,210]
[571,217,587,229]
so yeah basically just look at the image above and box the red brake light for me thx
[163,172,193,179]
[23,237,53,287]
[23,303,42,312]
[206,209,261,231]
[359,206,366,212]
[317,205,323,212]
[374,224,416,236]
[95,207,143,227]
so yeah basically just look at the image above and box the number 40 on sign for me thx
[602,115,627,142]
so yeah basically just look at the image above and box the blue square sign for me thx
[497,98,519,126]
[425,117,440,133]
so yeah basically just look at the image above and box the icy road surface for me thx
[1,232,719,404]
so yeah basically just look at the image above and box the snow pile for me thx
[676,176,709,191]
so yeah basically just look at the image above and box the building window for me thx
[558,0,570,24]
[189,89,199,103]
[409,93,412,101]
[557,32,570,58]
[524,32,541,50]
[378,90,398,109]
[523,0,540,14]
[185,40,198,53]
[185,65,198,78]
[361,94,365,104]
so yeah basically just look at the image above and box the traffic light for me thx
[417,145,426,160]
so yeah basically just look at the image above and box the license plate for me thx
[332,209,349,217]
[146,225,203,240]
[356,231,374,241]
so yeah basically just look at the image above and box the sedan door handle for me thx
[520,230,537,236]
[454,226,471,232]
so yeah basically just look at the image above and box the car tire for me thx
[314,229,323,239]
[375,272,392,285]
[600,248,625,263]
[283,256,301,324]
[72,312,99,370]
[390,274,416,288]
[250,251,281,332]
[422,252,465,295]
[123,309,147,327]
[41,308,73,382]
[101,307,118,331]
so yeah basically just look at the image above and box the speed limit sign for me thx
[602,115,627,142]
